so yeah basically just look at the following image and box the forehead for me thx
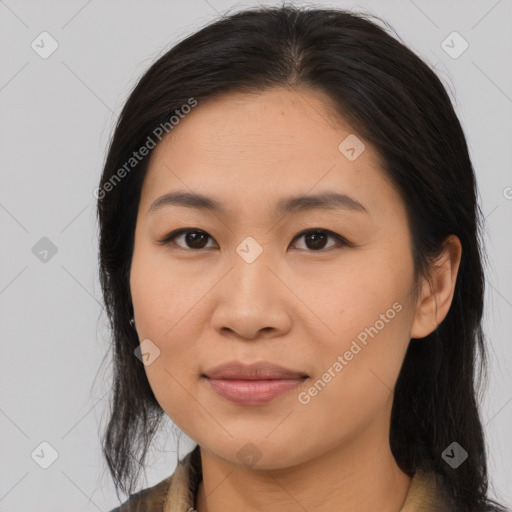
[139,87,401,220]
[155,87,355,162]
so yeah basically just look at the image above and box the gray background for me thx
[1,0,511,510]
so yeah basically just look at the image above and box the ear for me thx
[410,235,462,339]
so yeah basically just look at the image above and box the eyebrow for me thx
[148,190,368,217]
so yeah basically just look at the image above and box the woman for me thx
[97,5,509,511]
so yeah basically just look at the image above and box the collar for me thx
[162,446,457,512]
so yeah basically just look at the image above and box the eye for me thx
[290,229,350,251]
[158,228,351,251]
[158,228,217,250]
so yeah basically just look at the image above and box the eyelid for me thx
[157,228,217,248]
[158,228,352,250]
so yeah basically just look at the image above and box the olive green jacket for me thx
[108,446,460,511]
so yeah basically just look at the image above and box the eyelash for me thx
[157,228,352,252]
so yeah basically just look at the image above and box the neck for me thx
[195,420,412,512]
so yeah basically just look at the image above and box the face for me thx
[129,87,420,469]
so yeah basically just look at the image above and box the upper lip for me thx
[203,361,308,380]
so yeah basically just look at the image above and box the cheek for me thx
[321,263,410,339]
[301,300,411,439]
[130,246,206,423]
[310,253,414,395]
[143,348,201,432]
[130,242,209,339]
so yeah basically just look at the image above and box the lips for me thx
[203,361,309,405]
[203,361,308,380]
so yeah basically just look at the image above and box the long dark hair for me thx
[96,5,508,510]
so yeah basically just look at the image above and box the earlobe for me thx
[410,235,462,339]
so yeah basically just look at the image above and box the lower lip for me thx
[206,378,306,405]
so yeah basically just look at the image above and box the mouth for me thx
[202,361,309,406]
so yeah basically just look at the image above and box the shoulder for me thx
[402,469,463,512]
[107,446,202,512]
[107,474,173,512]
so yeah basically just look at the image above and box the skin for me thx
[129,86,462,512]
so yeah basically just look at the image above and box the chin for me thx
[199,435,314,471]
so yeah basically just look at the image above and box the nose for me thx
[209,251,292,341]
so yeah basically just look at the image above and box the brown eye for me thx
[291,229,348,251]
[159,229,216,250]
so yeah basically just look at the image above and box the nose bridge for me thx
[209,235,291,339]
[229,235,277,301]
